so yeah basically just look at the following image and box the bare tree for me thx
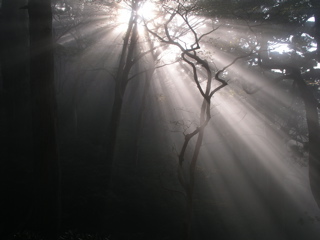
[145,3,228,239]
[106,0,170,187]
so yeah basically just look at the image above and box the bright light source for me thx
[138,1,158,20]
[268,42,292,54]
[307,16,315,22]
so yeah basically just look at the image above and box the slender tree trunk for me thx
[107,4,139,187]
[183,104,206,240]
[133,69,152,167]
[107,82,124,162]
[293,69,320,208]
[133,30,160,168]
[28,0,60,239]
[305,0,320,208]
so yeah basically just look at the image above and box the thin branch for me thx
[181,53,206,98]
[127,59,180,81]
[215,49,254,84]
[85,67,116,80]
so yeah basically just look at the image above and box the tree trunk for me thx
[0,0,29,157]
[107,82,124,163]
[293,69,320,208]
[28,0,60,239]
[182,98,209,240]
[0,0,30,236]
[106,6,139,187]
[133,69,153,167]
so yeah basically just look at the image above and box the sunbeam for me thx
[8,0,319,239]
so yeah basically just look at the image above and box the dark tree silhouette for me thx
[106,0,163,187]
[0,0,30,236]
[0,0,29,153]
[201,0,320,210]
[144,3,231,239]
[28,0,60,239]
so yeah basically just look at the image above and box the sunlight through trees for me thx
[1,0,320,240]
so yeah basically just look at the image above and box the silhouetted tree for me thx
[0,0,29,153]
[0,0,30,236]
[28,0,60,238]
[144,2,252,239]
[107,0,140,168]
[106,0,165,187]
[212,0,320,209]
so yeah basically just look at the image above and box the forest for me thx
[1,0,320,239]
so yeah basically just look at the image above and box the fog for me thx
[1,1,320,240]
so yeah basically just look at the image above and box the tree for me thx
[204,0,320,208]
[0,0,29,154]
[143,2,256,238]
[248,0,320,209]
[0,0,30,236]
[28,0,60,239]
[106,0,142,173]
[105,0,167,187]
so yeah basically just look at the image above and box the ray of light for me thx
[54,2,320,238]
